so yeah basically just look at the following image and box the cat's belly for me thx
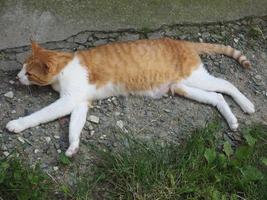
[133,83,171,99]
[90,82,172,100]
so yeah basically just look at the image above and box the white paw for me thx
[229,120,239,131]
[6,118,28,133]
[241,99,255,114]
[65,145,79,157]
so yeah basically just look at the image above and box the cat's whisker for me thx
[27,85,33,97]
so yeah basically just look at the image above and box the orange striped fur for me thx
[26,38,251,90]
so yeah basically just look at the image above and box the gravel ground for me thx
[0,16,266,181]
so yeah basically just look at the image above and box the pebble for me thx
[53,166,59,171]
[4,91,14,98]
[23,132,31,138]
[45,136,51,143]
[57,149,62,154]
[116,120,124,129]
[54,143,60,149]
[164,109,171,113]
[34,149,40,154]
[234,38,239,43]
[88,124,94,131]
[100,134,107,139]
[17,136,25,144]
[11,110,16,114]
[114,111,121,116]
[9,80,15,84]
[88,115,100,124]
[90,130,95,136]
[3,151,10,157]
[255,75,262,80]
[1,144,7,151]
[54,135,60,139]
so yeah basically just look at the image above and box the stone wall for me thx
[0,0,267,49]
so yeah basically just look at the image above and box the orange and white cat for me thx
[6,38,255,157]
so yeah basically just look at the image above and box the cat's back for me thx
[79,38,184,67]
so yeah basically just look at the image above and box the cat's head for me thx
[17,41,73,86]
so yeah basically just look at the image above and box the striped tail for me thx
[188,42,251,68]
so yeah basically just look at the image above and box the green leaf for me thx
[204,148,216,164]
[230,194,238,200]
[0,162,9,183]
[211,189,221,200]
[261,157,267,166]
[241,165,264,182]
[218,153,227,167]
[59,153,71,165]
[223,141,233,158]
[235,146,251,161]
[244,133,257,146]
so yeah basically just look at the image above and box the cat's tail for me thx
[188,42,251,68]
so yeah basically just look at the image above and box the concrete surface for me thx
[1,0,267,49]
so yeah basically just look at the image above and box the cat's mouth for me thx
[17,74,31,85]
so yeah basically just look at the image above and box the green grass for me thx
[0,156,53,200]
[1,122,266,200]
[247,26,264,39]
[76,122,267,200]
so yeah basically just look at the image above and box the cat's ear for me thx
[30,40,42,54]
[43,62,54,73]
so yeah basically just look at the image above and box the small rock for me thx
[23,132,31,138]
[164,109,171,113]
[255,75,262,80]
[53,166,59,171]
[54,135,60,139]
[147,31,163,39]
[4,91,14,98]
[54,143,60,149]
[74,32,89,44]
[119,33,140,41]
[1,144,7,151]
[114,111,121,116]
[202,32,210,39]
[94,39,107,46]
[88,115,100,124]
[44,136,51,143]
[90,130,95,136]
[34,149,40,154]
[57,149,62,154]
[17,136,25,144]
[11,110,16,114]
[9,80,15,84]
[116,120,124,129]
[100,134,107,139]
[3,151,10,157]
[88,124,94,131]
[234,38,239,43]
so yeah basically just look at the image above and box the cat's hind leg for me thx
[65,102,88,157]
[171,83,239,131]
[183,64,255,114]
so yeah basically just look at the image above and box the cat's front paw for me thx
[6,118,28,133]
[65,145,79,157]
